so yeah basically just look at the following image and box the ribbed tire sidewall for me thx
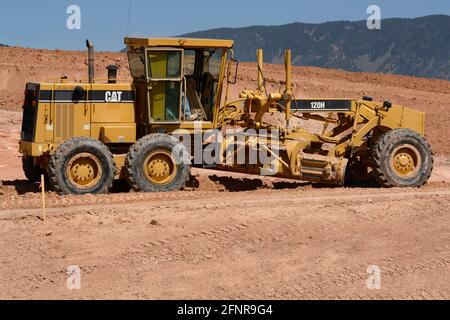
[48,137,115,195]
[125,134,191,192]
[372,129,433,187]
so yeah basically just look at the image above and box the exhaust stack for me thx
[284,49,292,122]
[86,40,95,83]
[256,48,264,94]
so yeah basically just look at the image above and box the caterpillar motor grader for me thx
[18,37,433,194]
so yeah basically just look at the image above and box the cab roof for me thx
[124,37,234,49]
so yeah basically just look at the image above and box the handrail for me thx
[42,77,132,84]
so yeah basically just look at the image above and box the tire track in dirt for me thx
[234,198,450,300]
[1,171,450,299]
[1,185,449,299]
[83,187,450,297]
[1,188,449,219]
[0,190,210,210]
[206,224,450,299]
[277,251,450,300]
[1,187,449,269]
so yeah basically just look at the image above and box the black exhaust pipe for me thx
[86,40,95,83]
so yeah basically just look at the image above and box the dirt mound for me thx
[0,47,130,110]
[0,46,449,155]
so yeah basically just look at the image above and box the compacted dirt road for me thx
[1,176,450,299]
[0,47,449,299]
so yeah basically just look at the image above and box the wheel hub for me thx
[390,144,421,176]
[66,153,102,189]
[72,163,94,181]
[147,159,170,178]
[143,149,177,185]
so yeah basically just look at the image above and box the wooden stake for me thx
[41,174,46,221]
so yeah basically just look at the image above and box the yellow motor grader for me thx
[18,37,433,194]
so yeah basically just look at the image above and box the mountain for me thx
[180,15,450,80]
[0,43,8,47]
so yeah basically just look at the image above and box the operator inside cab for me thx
[182,48,219,122]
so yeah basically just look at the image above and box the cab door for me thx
[145,48,183,123]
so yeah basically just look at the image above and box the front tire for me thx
[125,134,191,192]
[48,137,115,195]
[372,129,433,187]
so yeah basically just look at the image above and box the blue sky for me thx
[0,0,449,51]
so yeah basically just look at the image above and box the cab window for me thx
[146,49,183,122]
[128,50,145,79]
[147,51,182,79]
[204,49,222,80]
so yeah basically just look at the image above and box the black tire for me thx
[125,134,191,192]
[22,157,45,182]
[372,129,433,187]
[48,137,115,195]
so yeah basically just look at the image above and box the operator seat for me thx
[186,78,207,121]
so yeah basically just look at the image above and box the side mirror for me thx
[228,58,239,84]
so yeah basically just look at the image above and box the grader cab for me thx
[18,37,433,195]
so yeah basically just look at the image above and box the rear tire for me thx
[125,134,191,192]
[372,129,433,187]
[48,137,115,195]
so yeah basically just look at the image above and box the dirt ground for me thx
[0,163,450,299]
[0,47,449,299]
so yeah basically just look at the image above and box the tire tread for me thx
[48,137,115,195]
[125,134,190,192]
[371,128,433,187]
